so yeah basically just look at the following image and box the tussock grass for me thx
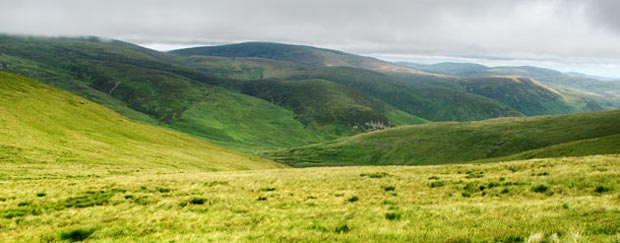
[1,155,620,242]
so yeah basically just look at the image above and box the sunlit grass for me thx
[1,155,619,242]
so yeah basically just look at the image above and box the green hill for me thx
[181,55,309,80]
[398,62,620,110]
[240,78,427,137]
[0,35,328,150]
[287,67,525,121]
[264,110,620,167]
[397,62,489,76]
[0,71,282,171]
[459,76,577,115]
[171,42,432,75]
[178,57,525,122]
[475,134,620,163]
[4,35,611,153]
[0,35,515,150]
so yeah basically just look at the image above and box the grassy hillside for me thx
[399,62,620,110]
[168,90,323,150]
[397,62,489,76]
[288,67,524,121]
[0,35,332,150]
[181,55,309,80]
[2,154,619,242]
[0,71,282,171]
[3,35,611,153]
[476,134,620,163]
[265,110,620,167]
[0,36,460,150]
[240,78,426,137]
[171,42,432,75]
[459,76,576,115]
[177,57,524,122]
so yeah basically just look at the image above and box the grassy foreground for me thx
[1,155,619,242]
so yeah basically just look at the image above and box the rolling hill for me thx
[264,109,620,167]
[173,43,607,120]
[171,42,433,75]
[286,66,525,121]
[0,71,282,171]
[0,35,433,150]
[170,55,526,122]
[458,76,577,115]
[399,62,620,109]
[2,35,614,153]
[240,78,426,136]
[0,36,331,149]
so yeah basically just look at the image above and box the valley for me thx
[1,34,619,242]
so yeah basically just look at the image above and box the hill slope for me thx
[0,71,282,171]
[287,67,525,121]
[171,42,432,75]
[240,78,427,136]
[459,76,576,115]
[0,35,329,150]
[265,110,620,167]
[398,62,620,110]
[173,43,582,121]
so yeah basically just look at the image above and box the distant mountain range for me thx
[398,62,620,108]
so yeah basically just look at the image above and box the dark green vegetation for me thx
[58,228,96,242]
[265,110,620,167]
[0,71,282,172]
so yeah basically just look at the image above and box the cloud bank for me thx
[1,0,620,76]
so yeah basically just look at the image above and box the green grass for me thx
[240,78,426,137]
[170,41,426,75]
[0,35,430,150]
[476,134,620,163]
[288,66,525,121]
[459,76,576,115]
[0,36,331,150]
[0,71,282,173]
[168,89,323,150]
[264,109,620,167]
[401,62,620,111]
[1,155,619,242]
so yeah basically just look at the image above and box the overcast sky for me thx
[2,0,620,77]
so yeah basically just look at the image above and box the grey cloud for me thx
[1,0,619,76]
[585,0,620,33]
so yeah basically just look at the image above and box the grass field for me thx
[1,155,619,242]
